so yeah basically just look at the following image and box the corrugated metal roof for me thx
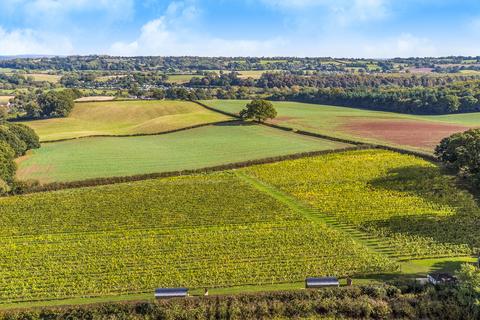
[306,277,340,287]
[154,288,188,298]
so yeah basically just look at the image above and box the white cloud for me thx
[362,33,437,58]
[110,1,287,56]
[2,0,134,22]
[0,27,73,55]
[261,0,389,23]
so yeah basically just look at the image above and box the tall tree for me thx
[240,100,277,122]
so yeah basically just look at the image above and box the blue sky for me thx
[0,0,480,57]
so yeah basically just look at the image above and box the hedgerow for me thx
[1,285,476,320]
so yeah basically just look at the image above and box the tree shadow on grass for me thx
[366,165,480,251]
[213,120,256,127]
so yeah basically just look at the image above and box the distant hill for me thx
[0,55,57,61]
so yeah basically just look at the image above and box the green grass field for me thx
[201,100,480,152]
[166,74,201,84]
[27,73,61,83]
[17,123,349,183]
[21,100,231,141]
[0,96,13,105]
[237,70,269,79]
[3,149,479,305]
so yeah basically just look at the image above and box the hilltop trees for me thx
[436,129,480,188]
[240,100,277,122]
[0,120,40,193]
[10,89,81,119]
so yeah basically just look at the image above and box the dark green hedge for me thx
[0,285,476,320]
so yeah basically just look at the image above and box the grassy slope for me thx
[201,100,480,151]
[0,96,13,104]
[17,123,349,183]
[21,100,231,141]
[166,74,201,84]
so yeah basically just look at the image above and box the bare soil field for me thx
[340,118,470,150]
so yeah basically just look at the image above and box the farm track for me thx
[234,171,397,260]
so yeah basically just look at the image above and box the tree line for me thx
[0,119,40,194]
[9,89,81,119]
[270,85,480,114]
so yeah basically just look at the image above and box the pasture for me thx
[16,123,349,183]
[166,74,201,84]
[0,96,13,105]
[21,100,230,141]
[237,70,268,79]
[74,96,115,102]
[0,172,392,303]
[27,73,62,83]
[201,100,480,152]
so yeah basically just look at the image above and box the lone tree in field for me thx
[435,128,480,189]
[240,100,277,122]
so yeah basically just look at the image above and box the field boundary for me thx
[193,101,437,162]
[17,146,367,195]
[39,120,238,143]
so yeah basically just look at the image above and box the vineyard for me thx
[242,149,479,260]
[0,172,392,303]
[2,148,479,304]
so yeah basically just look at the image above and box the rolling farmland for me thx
[201,100,480,152]
[21,100,231,141]
[17,123,349,183]
[0,172,393,303]
[2,149,479,304]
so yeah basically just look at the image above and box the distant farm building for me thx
[427,273,457,285]
[305,277,340,288]
[154,288,189,299]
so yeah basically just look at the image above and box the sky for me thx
[0,0,480,57]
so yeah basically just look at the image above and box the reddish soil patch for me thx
[340,118,470,150]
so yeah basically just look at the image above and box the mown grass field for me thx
[3,149,479,305]
[21,100,230,141]
[74,96,115,102]
[27,73,62,83]
[0,96,13,105]
[201,100,480,152]
[0,171,392,303]
[17,123,349,183]
[166,74,201,84]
